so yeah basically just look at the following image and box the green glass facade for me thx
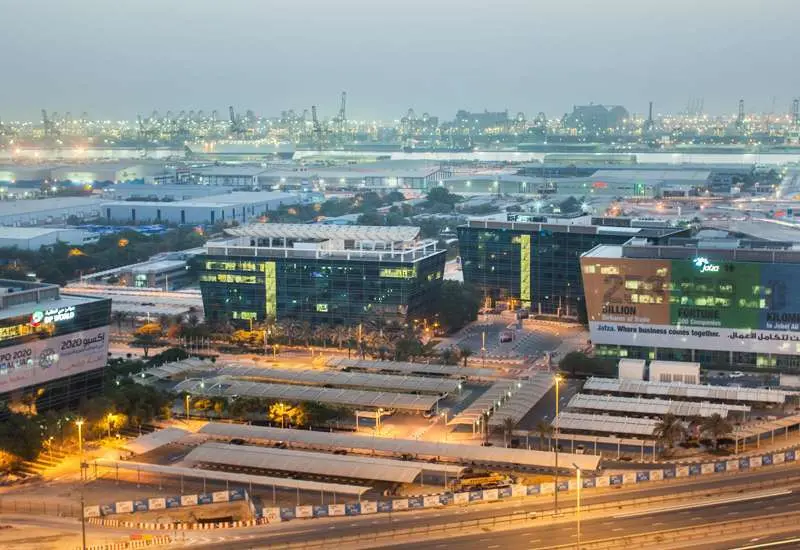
[198,252,446,326]
[457,220,686,321]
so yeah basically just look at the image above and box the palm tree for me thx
[111,311,128,334]
[332,325,349,349]
[459,346,474,367]
[535,420,554,450]
[313,323,331,349]
[701,413,733,451]
[502,416,516,448]
[654,413,687,453]
[299,321,313,349]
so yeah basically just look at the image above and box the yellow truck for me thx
[450,472,513,491]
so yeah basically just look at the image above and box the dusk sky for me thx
[1,0,797,121]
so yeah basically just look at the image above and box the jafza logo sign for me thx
[693,257,720,273]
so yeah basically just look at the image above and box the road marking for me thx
[652,522,664,526]
[612,489,792,519]
[612,528,623,532]
[729,537,800,549]
[728,511,740,515]
[529,540,540,544]
[489,546,500,549]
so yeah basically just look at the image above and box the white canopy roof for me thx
[225,224,420,243]
[328,358,501,379]
[123,427,189,455]
[567,393,750,418]
[554,412,659,437]
[198,422,601,471]
[584,377,787,404]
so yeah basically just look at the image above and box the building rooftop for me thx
[462,217,683,239]
[102,191,297,209]
[0,197,105,216]
[0,226,84,239]
[225,223,420,242]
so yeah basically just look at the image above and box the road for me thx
[381,488,799,549]
[176,462,800,549]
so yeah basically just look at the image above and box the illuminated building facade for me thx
[0,280,111,412]
[198,224,445,326]
[458,216,686,321]
[582,237,800,371]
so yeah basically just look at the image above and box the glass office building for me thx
[198,224,446,327]
[0,280,111,413]
[458,215,687,321]
[582,237,800,372]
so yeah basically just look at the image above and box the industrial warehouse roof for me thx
[566,393,750,419]
[448,381,521,426]
[554,412,659,437]
[136,358,210,381]
[583,377,788,404]
[198,422,601,471]
[488,374,554,428]
[173,377,441,412]
[94,459,368,496]
[224,223,420,242]
[185,442,463,484]
[216,365,460,394]
[327,358,502,379]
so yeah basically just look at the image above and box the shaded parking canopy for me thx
[488,373,554,429]
[123,427,189,455]
[198,422,601,471]
[583,377,787,405]
[93,459,369,496]
[554,412,659,437]
[567,393,750,419]
[216,364,459,395]
[185,442,463,484]
[448,381,520,426]
[173,377,440,412]
[328,358,502,380]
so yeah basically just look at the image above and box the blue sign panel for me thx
[133,500,148,512]
[663,467,676,479]
[100,503,116,516]
[279,508,295,521]
[468,490,483,502]
[635,471,650,483]
[230,488,246,501]
[762,454,773,466]
[583,477,596,489]
[345,503,361,516]
[739,457,751,470]
[198,493,213,505]
[609,474,623,486]
[312,505,329,518]
[408,496,424,509]
[499,487,513,499]
[526,485,541,496]
[688,464,701,476]
[714,461,726,473]
[786,449,796,461]
[557,480,570,491]
[439,493,454,506]
[377,501,393,513]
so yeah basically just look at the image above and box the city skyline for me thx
[0,0,797,120]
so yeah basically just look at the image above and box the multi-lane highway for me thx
[174,463,800,549]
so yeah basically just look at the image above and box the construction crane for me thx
[337,91,347,136]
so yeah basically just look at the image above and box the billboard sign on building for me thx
[582,255,800,354]
[0,326,109,393]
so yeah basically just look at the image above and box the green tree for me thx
[502,416,516,448]
[459,346,474,367]
[535,421,554,451]
[701,413,733,450]
[428,281,481,333]
[558,351,615,377]
[654,413,686,452]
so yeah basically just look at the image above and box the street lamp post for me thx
[76,419,84,480]
[185,394,191,421]
[554,374,561,515]
[481,331,487,368]
[572,463,582,549]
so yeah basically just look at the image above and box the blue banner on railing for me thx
[198,493,213,505]
[345,503,361,516]
[280,508,296,521]
[583,477,596,489]
[468,490,483,502]
[609,474,623,486]
[377,500,393,513]
[688,464,702,476]
[663,467,676,479]
[408,496,425,509]
[440,493,454,506]
[313,505,329,518]
[230,488,246,501]
[636,471,650,483]
[100,503,116,516]
[527,484,541,496]
[133,500,148,513]
[787,449,797,461]
[166,496,181,509]
[557,480,570,491]
[499,487,513,499]
[714,461,726,473]
[739,457,751,470]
